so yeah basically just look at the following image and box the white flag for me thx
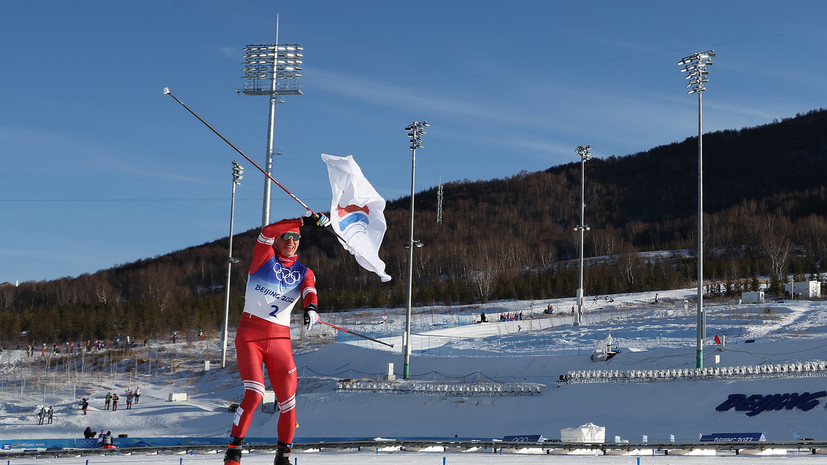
[321,153,392,282]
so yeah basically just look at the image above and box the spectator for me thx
[102,430,115,449]
[84,426,95,438]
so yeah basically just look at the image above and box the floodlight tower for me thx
[221,161,244,369]
[236,17,303,226]
[678,49,716,369]
[574,145,591,326]
[403,121,429,380]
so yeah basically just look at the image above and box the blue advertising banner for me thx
[502,435,545,442]
[0,436,280,452]
[699,433,766,442]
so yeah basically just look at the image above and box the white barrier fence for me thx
[559,360,827,385]
[337,379,543,396]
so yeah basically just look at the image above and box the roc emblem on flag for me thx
[337,204,370,232]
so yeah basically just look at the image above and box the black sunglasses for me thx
[280,232,301,241]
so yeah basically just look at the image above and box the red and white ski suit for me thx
[230,217,317,446]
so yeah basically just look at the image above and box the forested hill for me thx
[583,108,827,223]
[3,109,827,345]
[405,108,827,229]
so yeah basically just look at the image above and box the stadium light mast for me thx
[236,15,303,227]
[221,161,244,369]
[574,145,591,327]
[678,49,716,369]
[403,121,429,380]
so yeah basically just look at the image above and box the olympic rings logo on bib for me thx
[274,268,301,285]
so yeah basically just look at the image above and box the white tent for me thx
[560,422,606,443]
[590,334,616,361]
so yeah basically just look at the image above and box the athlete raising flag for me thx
[223,213,330,465]
[165,91,393,465]
[321,153,392,282]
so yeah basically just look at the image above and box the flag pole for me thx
[163,87,315,214]
[163,89,391,282]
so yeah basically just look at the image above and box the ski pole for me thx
[318,321,394,348]
[162,87,315,214]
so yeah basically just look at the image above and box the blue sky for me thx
[2,1,826,284]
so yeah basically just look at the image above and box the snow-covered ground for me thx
[6,452,827,465]
[4,288,827,464]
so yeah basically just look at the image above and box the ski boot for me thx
[274,441,291,465]
[223,436,244,465]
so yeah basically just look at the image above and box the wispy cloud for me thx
[215,46,237,59]
[308,68,565,130]
[0,126,207,185]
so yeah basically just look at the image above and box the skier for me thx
[112,393,119,411]
[223,214,329,465]
[81,398,89,415]
[134,386,141,404]
[104,392,112,410]
[37,406,46,425]
[47,406,54,424]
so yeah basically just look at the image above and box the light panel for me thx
[238,43,304,95]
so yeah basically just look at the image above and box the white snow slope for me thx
[3,287,827,462]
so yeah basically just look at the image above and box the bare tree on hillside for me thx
[535,243,556,267]
[0,285,14,309]
[795,214,827,263]
[617,244,641,291]
[591,227,617,257]
[463,254,498,303]
[759,215,792,281]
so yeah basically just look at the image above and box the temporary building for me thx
[560,422,606,443]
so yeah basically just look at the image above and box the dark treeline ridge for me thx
[2,109,827,347]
